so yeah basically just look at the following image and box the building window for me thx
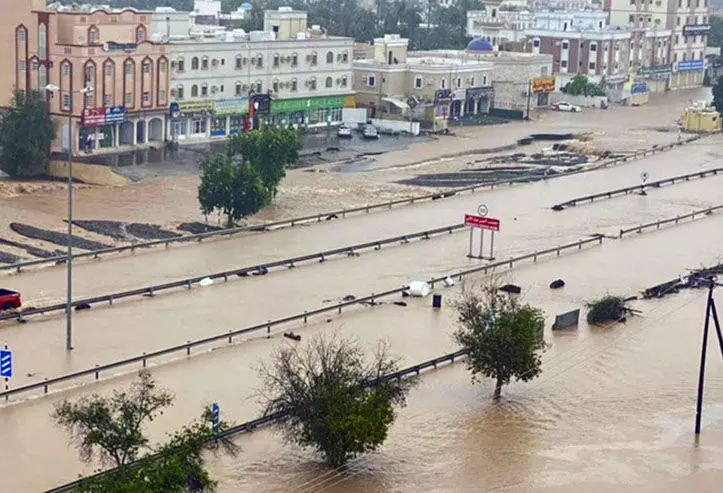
[201,84,208,97]
[177,86,184,99]
[273,54,280,67]
[63,62,71,77]
[192,57,199,70]
[341,76,348,87]
[62,92,71,110]
[88,26,99,44]
[441,78,446,89]
[191,85,198,97]
[628,15,634,23]
[159,90,166,103]
[38,24,47,60]
[533,39,540,48]
[125,92,132,105]
[367,75,376,87]
[311,52,318,65]
[255,81,262,93]
[18,61,26,71]
[590,43,597,52]
[31,60,38,71]
[17,29,25,42]
[159,59,167,73]
[456,77,462,88]
[143,61,151,73]
[326,51,334,64]
[342,51,349,63]
[309,78,316,90]
[235,55,242,69]
[483,75,488,85]
[291,78,298,91]
[177,58,185,71]
[291,53,298,67]
[143,91,150,103]
[561,60,568,68]
[136,25,146,43]
[103,94,112,106]
[325,76,333,88]
[562,41,569,50]
[273,80,279,92]
[125,61,133,74]
[202,57,209,70]
[104,62,113,76]
[256,55,263,68]
[589,62,596,70]
[235,82,242,96]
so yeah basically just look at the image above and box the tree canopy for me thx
[562,75,606,97]
[52,370,236,493]
[0,90,57,177]
[197,153,270,227]
[454,281,546,399]
[259,333,415,467]
[713,76,723,114]
[226,126,301,197]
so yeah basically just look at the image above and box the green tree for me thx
[0,90,57,177]
[713,76,723,113]
[260,333,415,467]
[227,126,301,197]
[454,282,546,399]
[562,75,605,97]
[52,371,236,493]
[197,153,270,227]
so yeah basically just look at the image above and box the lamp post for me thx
[45,83,93,351]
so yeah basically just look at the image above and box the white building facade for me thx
[168,9,354,141]
[466,8,536,48]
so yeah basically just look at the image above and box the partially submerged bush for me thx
[587,296,627,325]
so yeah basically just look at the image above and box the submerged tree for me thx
[0,90,57,177]
[227,126,301,197]
[197,153,270,227]
[454,281,546,399]
[259,333,415,467]
[52,370,236,493]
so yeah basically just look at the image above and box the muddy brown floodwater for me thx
[0,91,722,492]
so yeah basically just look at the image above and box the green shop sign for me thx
[271,95,346,114]
[214,98,249,116]
[177,99,215,115]
[638,64,672,76]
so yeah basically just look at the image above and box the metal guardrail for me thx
[0,224,464,322]
[0,235,604,402]
[2,136,702,274]
[618,205,723,238]
[44,348,470,493]
[551,167,723,210]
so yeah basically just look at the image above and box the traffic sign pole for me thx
[479,229,484,258]
[468,228,473,257]
[490,231,495,259]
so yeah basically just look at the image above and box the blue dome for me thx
[467,38,494,52]
[240,2,253,9]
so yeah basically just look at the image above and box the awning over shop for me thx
[382,97,410,111]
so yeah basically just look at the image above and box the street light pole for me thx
[45,84,92,351]
[66,106,73,351]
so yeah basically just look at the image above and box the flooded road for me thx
[0,120,722,490]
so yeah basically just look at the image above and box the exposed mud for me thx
[177,222,225,235]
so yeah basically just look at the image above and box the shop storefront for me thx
[269,95,347,128]
[671,59,705,89]
[636,65,671,93]
[79,106,127,151]
[213,98,250,137]
[465,86,494,114]
[169,100,214,141]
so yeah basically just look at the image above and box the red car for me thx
[0,289,21,312]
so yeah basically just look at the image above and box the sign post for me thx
[211,402,220,434]
[465,206,500,260]
[1,346,12,396]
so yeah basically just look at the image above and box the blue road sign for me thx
[0,350,12,378]
[212,403,220,433]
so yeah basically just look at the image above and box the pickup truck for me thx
[0,289,21,312]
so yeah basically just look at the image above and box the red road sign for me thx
[465,214,500,231]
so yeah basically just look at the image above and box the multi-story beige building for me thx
[606,0,709,88]
[4,2,171,154]
[353,35,494,125]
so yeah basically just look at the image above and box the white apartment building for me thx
[466,8,536,48]
[534,10,609,30]
[168,8,354,141]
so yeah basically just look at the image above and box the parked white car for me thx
[552,101,582,112]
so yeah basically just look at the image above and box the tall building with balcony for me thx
[1,0,46,106]
[167,8,354,141]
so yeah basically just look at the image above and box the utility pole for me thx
[694,275,723,435]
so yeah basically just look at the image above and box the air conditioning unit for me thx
[306,54,311,61]
[243,57,248,64]
[336,78,341,84]
[212,59,218,66]
[170,88,177,97]
[211,86,218,93]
